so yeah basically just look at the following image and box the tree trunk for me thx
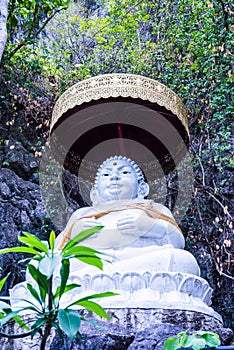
[0,0,8,63]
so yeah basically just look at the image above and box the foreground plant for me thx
[164,330,221,350]
[0,228,116,350]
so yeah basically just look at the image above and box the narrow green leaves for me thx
[74,291,118,303]
[62,226,103,253]
[0,232,48,259]
[76,300,110,319]
[49,231,56,251]
[0,247,40,256]
[59,259,70,298]
[0,273,10,292]
[62,245,106,259]
[31,317,48,339]
[19,232,49,254]
[76,256,103,270]
[67,291,118,310]
[27,264,48,302]
[13,315,30,331]
[26,283,42,304]
[0,229,117,344]
[54,284,81,300]
[62,245,112,270]
[0,309,24,327]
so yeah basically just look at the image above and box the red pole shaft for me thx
[118,123,127,156]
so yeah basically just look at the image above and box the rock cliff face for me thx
[1,320,233,350]
[50,321,234,350]
[0,312,233,350]
[0,168,44,289]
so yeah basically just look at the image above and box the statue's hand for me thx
[80,218,103,237]
[117,215,154,236]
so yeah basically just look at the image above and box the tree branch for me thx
[206,190,233,220]
[215,0,229,32]
[195,197,234,281]
[33,6,68,40]
[6,6,68,61]
[0,330,32,339]
[85,0,145,47]
[0,0,8,63]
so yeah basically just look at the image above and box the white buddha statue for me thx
[10,156,221,320]
[55,156,200,276]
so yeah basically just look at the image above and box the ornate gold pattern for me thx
[51,73,189,134]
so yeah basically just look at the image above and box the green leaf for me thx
[62,245,106,258]
[58,309,81,340]
[76,300,110,319]
[13,315,30,330]
[0,301,11,311]
[0,309,24,327]
[0,273,10,292]
[49,231,56,250]
[54,283,81,299]
[0,247,40,256]
[200,333,221,347]
[76,256,103,270]
[67,291,118,309]
[19,232,48,254]
[9,14,18,27]
[32,317,47,330]
[59,259,70,298]
[184,335,206,350]
[0,297,41,313]
[31,317,47,339]
[51,321,64,340]
[164,337,180,350]
[27,264,48,302]
[62,227,103,252]
[80,317,108,332]
[26,283,42,304]
[178,330,187,346]
[196,330,218,337]
[74,291,118,303]
[38,253,62,279]
[19,304,42,314]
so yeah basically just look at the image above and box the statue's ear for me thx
[90,187,98,204]
[137,182,149,198]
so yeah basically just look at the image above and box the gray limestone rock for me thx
[49,321,234,350]
[0,168,48,291]
[50,320,135,350]
[128,323,184,350]
[4,142,39,181]
[0,168,46,247]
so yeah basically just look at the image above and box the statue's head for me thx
[90,156,149,204]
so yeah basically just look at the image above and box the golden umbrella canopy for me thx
[49,73,189,182]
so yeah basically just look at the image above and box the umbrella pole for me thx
[118,123,127,156]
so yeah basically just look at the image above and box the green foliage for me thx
[3,0,70,61]
[164,330,221,350]
[40,0,232,170]
[0,229,117,349]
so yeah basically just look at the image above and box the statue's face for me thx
[97,159,139,201]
